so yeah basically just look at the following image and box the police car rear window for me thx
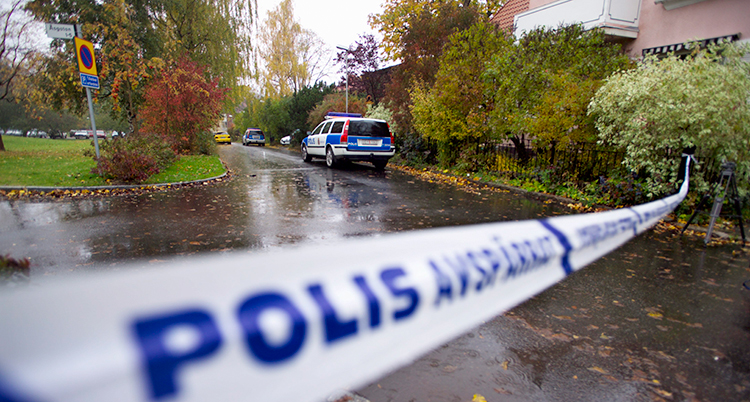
[349,121,389,138]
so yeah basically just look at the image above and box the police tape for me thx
[0,158,692,402]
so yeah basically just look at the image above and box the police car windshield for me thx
[349,121,389,138]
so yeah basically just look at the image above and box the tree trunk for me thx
[509,134,529,163]
[0,134,5,151]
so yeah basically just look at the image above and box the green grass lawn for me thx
[145,154,226,184]
[0,136,225,187]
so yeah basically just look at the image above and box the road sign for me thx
[74,37,97,75]
[45,23,75,40]
[80,73,100,89]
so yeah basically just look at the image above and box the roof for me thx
[490,0,530,33]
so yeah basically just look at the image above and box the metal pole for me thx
[336,46,349,114]
[345,69,348,114]
[86,87,100,159]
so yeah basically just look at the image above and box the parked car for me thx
[280,135,291,145]
[242,128,265,146]
[74,130,89,139]
[214,132,231,144]
[301,113,395,170]
[26,129,48,138]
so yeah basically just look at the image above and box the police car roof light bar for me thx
[326,112,362,119]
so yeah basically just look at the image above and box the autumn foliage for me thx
[93,58,226,183]
[141,58,227,155]
[91,134,176,183]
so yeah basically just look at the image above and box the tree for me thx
[0,99,84,137]
[589,43,750,197]
[258,0,330,98]
[335,34,384,102]
[140,58,227,154]
[484,24,631,160]
[0,0,40,150]
[410,21,509,167]
[0,0,37,102]
[153,0,255,101]
[307,93,367,129]
[375,0,483,139]
[286,82,334,137]
[365,102,398,134]
[257,96,291,143]
[369,0,502,61]
[25,0,255,131]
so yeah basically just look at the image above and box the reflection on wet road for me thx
[0,144,566,277]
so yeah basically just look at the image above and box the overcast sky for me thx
[256,0,385,51]
[255,0,387,83]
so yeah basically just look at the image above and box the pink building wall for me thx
[517,0,750,57]
[625,0,750,57]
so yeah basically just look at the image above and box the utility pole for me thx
[336,46,350,114]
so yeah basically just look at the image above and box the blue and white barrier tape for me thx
[0,159,691,402]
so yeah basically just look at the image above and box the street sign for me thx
[80,73,99,89]
[74,37,97,76]
[45,23,75,40]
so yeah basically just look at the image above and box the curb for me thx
[0,171,228,193]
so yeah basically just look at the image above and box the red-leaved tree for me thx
[141,58,227,154]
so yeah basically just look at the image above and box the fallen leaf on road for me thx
[647,311,664,320]
[588,366,608,374]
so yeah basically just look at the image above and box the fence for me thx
[494,140,626,181]
[494,140,731,190]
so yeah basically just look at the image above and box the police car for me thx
[301,113,395,170]
[242,128,265,146]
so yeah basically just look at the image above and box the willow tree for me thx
[257,0,329,98]
[152,0,255,103]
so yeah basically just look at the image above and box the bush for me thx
[589,42,750,198]
[192,131,217,156]
[89,134,176,183]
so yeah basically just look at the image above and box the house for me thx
[491,0,750,59]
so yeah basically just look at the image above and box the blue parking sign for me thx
[80,72,99,89]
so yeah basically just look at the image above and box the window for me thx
[321,122,333,134]
[348,121,390,138]
[331,121,345,134]
[311,124,323,135]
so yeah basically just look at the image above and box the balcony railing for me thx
[514,0,641,39]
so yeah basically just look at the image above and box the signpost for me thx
[45,24,100,158]
[73,36,100,158]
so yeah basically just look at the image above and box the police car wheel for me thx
[302,145,312,162]
[326,147,337,168]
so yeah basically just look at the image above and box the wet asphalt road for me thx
[1,144,749,401]
[0,144,566,277]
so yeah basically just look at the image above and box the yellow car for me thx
[214,132,231,144]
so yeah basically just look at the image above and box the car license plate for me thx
[252,135,260,139]
[358,139,381,146]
